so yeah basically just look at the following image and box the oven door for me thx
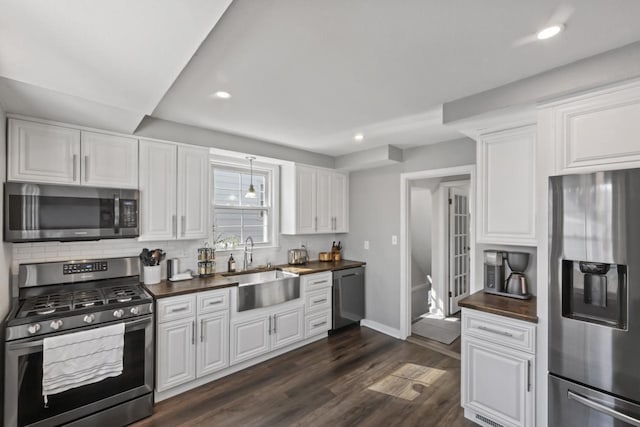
[4,316,153,427]
[4,182,138,242]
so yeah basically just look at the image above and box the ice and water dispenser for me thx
[562,260,627,329]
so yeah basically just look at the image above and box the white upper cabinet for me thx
[81,131,138,188]
[315,168,333,233]
[8,118,138,188]
[477,125,536,246]
[544,79,640,174]
[139,140,177,241]
[177,145,209,240]
[139,140,209,241]
[331,172,348,233]
[8,119,81,184]
[294,165,317,234]
[281,164,349,235]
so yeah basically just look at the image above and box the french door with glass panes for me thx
[449,187,470,314]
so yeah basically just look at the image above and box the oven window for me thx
[18,329,146,426]
[9,195,115,230]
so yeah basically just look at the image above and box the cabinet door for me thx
[332,172,348,232]
[157,318,196,392]
[553,81,640,173]
[81,131,138,188]
[271,306,304,350]
[177,145,209,240]
[8,119,80,184]
[296,166,317,234]
[462,337,534,427]
[139,140,177,240]
[230,316,270,365]
[477,125,536,245]
[197,312,229,377]
[316,169,333,233]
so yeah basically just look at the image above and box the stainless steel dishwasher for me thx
[332,266,365,331]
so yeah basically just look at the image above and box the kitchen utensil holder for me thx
[143,265,162,285]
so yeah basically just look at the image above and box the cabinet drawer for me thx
[197,288,230,314]
[302,272,333,293]
[157,295,196,323]
[305,288,332,314]
[462,309,535,354]
[305,311,331,338]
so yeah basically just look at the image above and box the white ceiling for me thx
[1,1,640,155]
[153,0,640,155]
[0,0,232,133]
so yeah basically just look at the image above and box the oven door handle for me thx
[568,391,640,427]
[7,317,152,350]
[114,194,120,234]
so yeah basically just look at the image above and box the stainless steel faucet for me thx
[243,236,254,271]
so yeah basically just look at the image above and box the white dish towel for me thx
[42,322,125,405]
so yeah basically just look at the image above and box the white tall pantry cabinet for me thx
[139,139,209,241]
[281,163,348,234]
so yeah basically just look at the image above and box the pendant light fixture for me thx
[245,156,257,199]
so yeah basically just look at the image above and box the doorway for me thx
[399,165,476,341]
[407,177,470,349]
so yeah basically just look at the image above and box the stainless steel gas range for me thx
[3,257,154,427]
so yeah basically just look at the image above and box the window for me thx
[212,162,275,249]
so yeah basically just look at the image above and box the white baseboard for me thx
[361,319,403,340]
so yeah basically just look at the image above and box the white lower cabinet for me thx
[230,305,304,365]
[197,311,229,377]
[157,317,196,392]
[301,272,333,338]
[156,290,230,393]
[461,309,536,427]
[230,316,270,364]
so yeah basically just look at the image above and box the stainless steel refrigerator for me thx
[549,168,640,426]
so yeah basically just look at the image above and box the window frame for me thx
[210,157,280,252]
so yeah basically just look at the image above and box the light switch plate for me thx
[392,235,398,245]
[364,241,370,250]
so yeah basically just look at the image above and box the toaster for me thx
[288,246,308,265]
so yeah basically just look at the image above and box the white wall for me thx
[0,103,12,318]
[410,186,432,319]
[342,137,476,331]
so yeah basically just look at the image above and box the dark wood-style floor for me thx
[135,327,473,427]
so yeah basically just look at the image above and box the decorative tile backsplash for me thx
[11,234,341,276]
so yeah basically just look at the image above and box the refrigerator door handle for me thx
[568,391,640,427]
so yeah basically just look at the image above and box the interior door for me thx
[449,186,470,314]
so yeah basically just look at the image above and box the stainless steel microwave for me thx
[4,182,139,242]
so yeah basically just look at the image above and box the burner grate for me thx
[20,293,73,318]
[105,285,142,304]
[73,289,105,309]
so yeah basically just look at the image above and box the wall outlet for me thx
[392,235,398,245]
[364,241,370,250]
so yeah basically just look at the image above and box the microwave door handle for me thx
[114,194,120,234]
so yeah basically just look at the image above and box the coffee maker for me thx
[483,250,531,299]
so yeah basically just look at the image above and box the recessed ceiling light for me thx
[213,91,232,99]
[354,133,364,142]
[537,24,564,40]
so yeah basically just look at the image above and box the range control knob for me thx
[27,323,41,334]
[113,309,125,319]
[83,314,96,324]
[130,307,140,315]
[49,320,63,330]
